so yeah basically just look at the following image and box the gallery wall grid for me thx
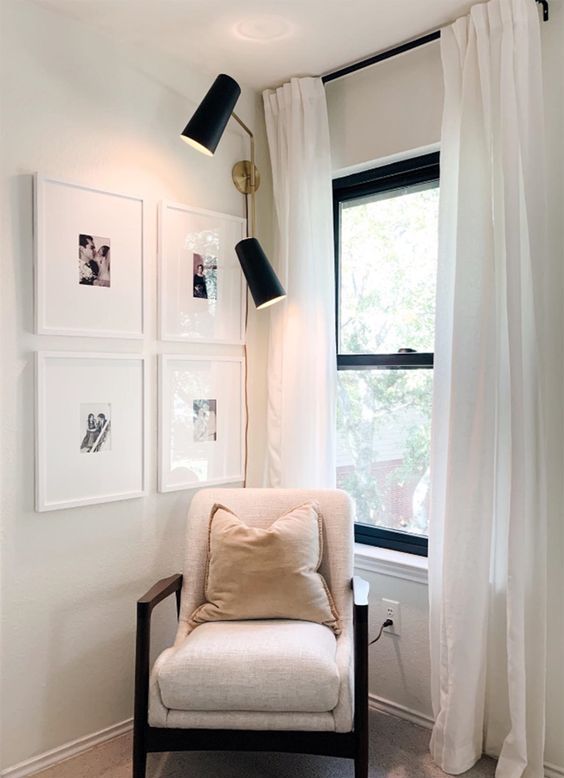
[33,173,247,511]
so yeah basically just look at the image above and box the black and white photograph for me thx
[193,399,217,442]
[192,252,217,300]
[80,403,112,453]
[78,234,111,287]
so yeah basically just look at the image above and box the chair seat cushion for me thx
[156,620,340,713]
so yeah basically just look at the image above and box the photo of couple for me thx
[80,404,112,453]
[79,233,111,287]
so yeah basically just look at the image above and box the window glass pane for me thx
[337,369,432,536]
[338,182,439,355]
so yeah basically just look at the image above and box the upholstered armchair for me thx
[133,488,369,777]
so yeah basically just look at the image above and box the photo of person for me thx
[78,234,111,287]
[192,252,217,300]
[94,244,111,287]
[193,399,217,442]
[80,403,112,453]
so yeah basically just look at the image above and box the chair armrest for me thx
[137,573,183,616]
[352,575,370,607]
[134,573,182,737]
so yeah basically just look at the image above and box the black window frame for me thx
[333,152,440,557]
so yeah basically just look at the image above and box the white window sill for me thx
[354,542,428,585]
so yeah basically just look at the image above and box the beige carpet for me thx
[35,710,496,778]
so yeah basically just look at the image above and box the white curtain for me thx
[429,0,547,776]
[262,78,336,487]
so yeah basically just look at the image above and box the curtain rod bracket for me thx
[536,0,549,21]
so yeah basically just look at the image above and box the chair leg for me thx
[132,731,147,778]
[355,733,369,778]
[355,751,368,777]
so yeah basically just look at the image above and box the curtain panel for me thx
[262,78,337,488]
[429,0,548,775]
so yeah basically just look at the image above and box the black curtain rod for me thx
[322,31,439,84]
[322,0,549,85]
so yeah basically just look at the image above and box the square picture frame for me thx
[158,354,245,492]
[158,201,246,344]
[34,174,145,338]
[36,352,147,511]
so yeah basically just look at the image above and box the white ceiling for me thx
[35,0,475,91]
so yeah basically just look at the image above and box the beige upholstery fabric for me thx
[149,489,355,733]
[189,502,340,634]
[158,620,339,712]
[165,710,335,731]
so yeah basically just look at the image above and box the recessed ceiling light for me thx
[234,16,293,42]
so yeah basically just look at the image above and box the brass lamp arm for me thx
[231,111,253,140]
[231,111,259,238]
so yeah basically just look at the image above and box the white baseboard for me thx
[0,719,133,778]
[369,692,434,730]
[545,763,564,778]
[369,695,564,778]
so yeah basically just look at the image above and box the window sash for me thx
[333,152,439,557]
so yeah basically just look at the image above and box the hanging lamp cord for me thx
[242,194,250,487]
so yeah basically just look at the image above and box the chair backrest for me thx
[177,488,354,635]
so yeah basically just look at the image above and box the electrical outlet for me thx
[382,598,401,635]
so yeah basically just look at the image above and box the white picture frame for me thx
[158,354,245,492]
[34,174,145,338]
[158,201,246,344]
[36,352,147,511]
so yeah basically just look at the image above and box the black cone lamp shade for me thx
[181,74,241,155]
[235,238,286,309]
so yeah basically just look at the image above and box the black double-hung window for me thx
[334,152,440,557]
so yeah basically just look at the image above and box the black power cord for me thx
[369,619,394,645]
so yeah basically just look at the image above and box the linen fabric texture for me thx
[157,620,340,713]
[429,0,548,775]
[188,501,340,635]
[262,78,337,488]
[149,488,354,732]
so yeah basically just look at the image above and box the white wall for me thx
[357,557,433,724]
[326,41,443,175]
[327,16,564,772]
[0,0,269,768]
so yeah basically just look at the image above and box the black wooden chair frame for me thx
[133,574,369,778]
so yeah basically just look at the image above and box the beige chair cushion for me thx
[156,619,340,713]
[188,501,340,635]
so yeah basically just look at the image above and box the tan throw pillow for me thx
[188,501,340,635]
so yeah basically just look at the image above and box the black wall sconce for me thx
[181,74,286,310]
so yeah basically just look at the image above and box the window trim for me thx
[333,152,440,558]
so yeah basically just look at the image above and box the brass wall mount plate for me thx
[232,160,261,194]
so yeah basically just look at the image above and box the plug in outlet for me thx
[382,598,401,635]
